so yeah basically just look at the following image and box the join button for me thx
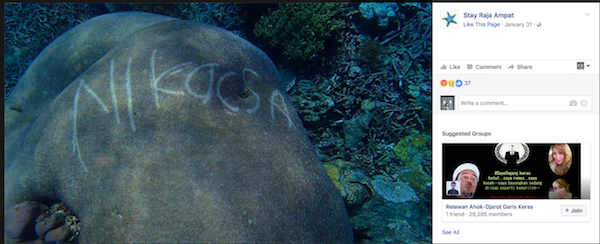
[561,205,587,216]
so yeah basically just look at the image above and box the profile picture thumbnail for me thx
[548,144,572,176]
[441,96,455,110]
[548,178,573,199]
[452,162,480,199]
[494,143,530,166]
[446,181,461,196]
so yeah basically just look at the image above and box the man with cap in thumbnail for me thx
[453,162,480,199]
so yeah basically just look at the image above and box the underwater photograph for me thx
[4,3,432,243]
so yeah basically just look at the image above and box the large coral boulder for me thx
[4,12,352,242]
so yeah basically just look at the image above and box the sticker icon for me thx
[441,80,448,87]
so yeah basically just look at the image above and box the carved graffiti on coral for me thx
[242,68,261,114]
[270,90,295,128]
[150,48,192,109]
[125,57,136,131]
[72,79,89,173]
[110,59,120,124]
[216,71,239,113]
[185,63,219,103]
[72,49,294,172]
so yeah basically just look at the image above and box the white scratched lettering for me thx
[151,49,158,108]
[216,71,240,113]
[72,49,296,173]
[185,63,219,104]
[270,90,295,128]
[73,79,89,172]
[150,48,192,108]
[110,59,121,124]
[126,57,136,131]
[82,84,109,113]
[243,68,260,114]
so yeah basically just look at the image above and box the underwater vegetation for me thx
[4,2,432,243]
[254,3,348,62]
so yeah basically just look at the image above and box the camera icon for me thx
[570,100,578,106]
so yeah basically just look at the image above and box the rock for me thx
[371,175,417,203]
[324,163,342,191]
[4,12,352,242]
[35,212,66,238]
[348,66,362,78]
[346,168,368,183]
[290,79,335,123]
[344,183,371,207]
[44,225,71,243]
[358,3,401,28]
[343,113,372,148]
[323,160,372,208]
[350,175,428,243]
[4,201,48,240]
[360,99,376,111]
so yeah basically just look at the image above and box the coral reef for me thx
[358,2,401,28]
[285,3,432,242]
[44,225,71,243]
[371,175,417,204]
[324,160,372,209]
[5,3,432,243]
[352,171,430,244]
[358,38,391,71]
[105,3,182,18]
[4,11,352,242]
[4,202,79,243]
[178,3,243,33]
[289,78,335,124]
[35,212,66,238]
[253,3,348,61]
[343,112,373,148]
[104,3,244,34]
[323,160,430,243]
[4,201,48,240]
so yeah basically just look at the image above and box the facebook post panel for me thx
[433,3,599,243]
